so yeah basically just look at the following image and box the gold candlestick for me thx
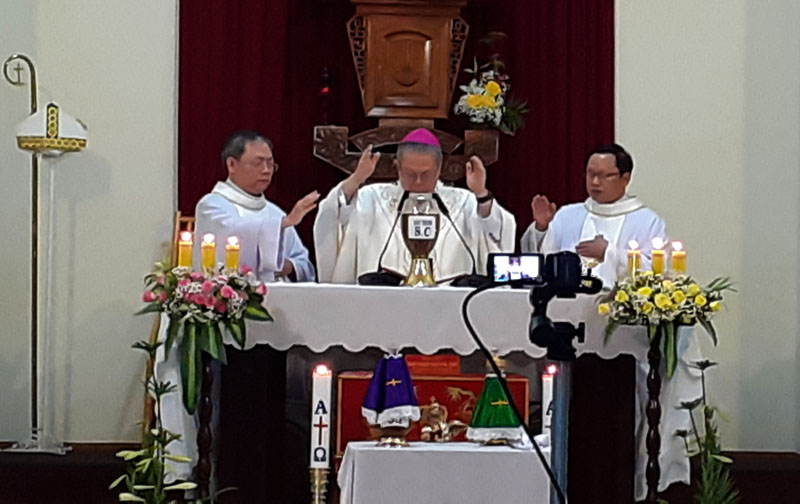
[309,467,330,504]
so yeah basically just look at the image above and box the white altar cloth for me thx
[338,441,550,504]
[231,282,657,360]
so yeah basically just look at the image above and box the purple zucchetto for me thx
[401,128,441,147]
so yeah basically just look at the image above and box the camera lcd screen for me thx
[489,253,543,284]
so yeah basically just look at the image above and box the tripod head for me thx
[528,252,603,361]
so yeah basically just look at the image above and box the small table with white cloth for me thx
[338,441,550,504]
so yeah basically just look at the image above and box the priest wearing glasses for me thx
[522,143,667,287]
[194,130,319,282]
[522,144,700,500]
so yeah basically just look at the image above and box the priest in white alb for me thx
[194,130,319,282]
[159,130,320,483]
[521,144,702,499]
[314,128,516,283]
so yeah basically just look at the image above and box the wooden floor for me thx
[0,442,134,504]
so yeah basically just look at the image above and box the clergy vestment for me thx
[194,179,315,282]
[522,195,702,500]
[314,180,516,283]
[158,180,313,486]
[521,196,665,287]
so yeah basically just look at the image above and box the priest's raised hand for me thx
[282,190,320,228]
[531,194,557,231]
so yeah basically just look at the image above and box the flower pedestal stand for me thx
[645,327,663,503]
[195,352,214,499]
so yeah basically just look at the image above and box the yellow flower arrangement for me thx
[485,80,502,97]
[453,33,529,135]
[598,273,734,378]
[654,293,671,309]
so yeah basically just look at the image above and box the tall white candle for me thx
[542,364,558,437]
[310,364,333,469]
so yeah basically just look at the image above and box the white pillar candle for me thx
[310,364,333,469]
[542,364,558,437]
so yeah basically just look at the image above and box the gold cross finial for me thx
[386,378,402,387]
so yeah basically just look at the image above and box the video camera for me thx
[526,252,603,361]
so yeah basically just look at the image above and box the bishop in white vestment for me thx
[314,129,516,283]
[522,144,702,500]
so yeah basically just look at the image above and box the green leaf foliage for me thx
[134,304,162,316]
[244,304,273,322]
[664,322,677,379]
[697,455,740,504]
[179,322,200,414]
[226,319,247,349]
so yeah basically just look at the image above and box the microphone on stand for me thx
[431,192,491,288]
[357,191,409,286]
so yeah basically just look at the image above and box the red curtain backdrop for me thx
[179,0,614,251]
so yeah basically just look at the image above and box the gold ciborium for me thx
[400,193,440,287]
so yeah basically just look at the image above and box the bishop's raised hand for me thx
[353,144,381,184]
[531,194,557,231]
[465,155,488,197]
[342,145,381,202]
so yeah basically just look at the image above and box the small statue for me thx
[420,396,467,442]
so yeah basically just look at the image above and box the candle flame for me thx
[226,236,239,247]
[202,233,215,245]
[651,237,665,250]
[314,364,332,377]
[545,364,558,375]
[627,239,640,250]
[672,241,684,252]
[180,231,193,242]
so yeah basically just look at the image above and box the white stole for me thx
[212,179,268,216]
[579,195,644,283]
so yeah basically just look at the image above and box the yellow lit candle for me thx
[627,240,642,278]
[225,236,240,271]
[201,233,216,271]
[651,237,666,275]
[671,241,687,274]
[177,231,193,268]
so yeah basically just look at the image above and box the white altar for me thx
[157,282,702,494]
